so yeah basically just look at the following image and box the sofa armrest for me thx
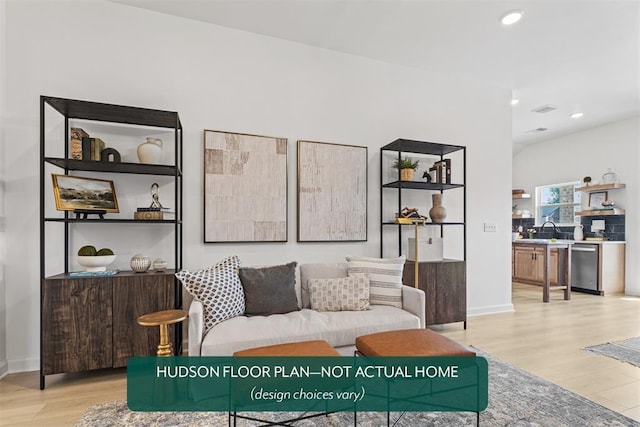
[188,299,204,356]
[402,286,426,328]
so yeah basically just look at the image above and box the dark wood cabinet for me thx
[403,260,466,327]
[42,271,176,375]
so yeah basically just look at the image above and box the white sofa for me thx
[188,262,426,356]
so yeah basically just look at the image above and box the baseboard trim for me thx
[0,359,8,379]
[467,303,514,317]
[8,357,39,374]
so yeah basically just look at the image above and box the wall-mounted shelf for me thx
[512,193,531,199]
[512,213,532,219]
[575,183,626,192]
[576,209,625,217]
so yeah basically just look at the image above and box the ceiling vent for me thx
[525,127,548,133]
[531,104,559,113]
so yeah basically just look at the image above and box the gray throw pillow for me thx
[238,262,300,316]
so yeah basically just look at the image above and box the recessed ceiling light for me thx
[511,99,520,106]
[570,112,584,119]
[501,10,523,25]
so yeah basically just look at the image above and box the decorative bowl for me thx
[130,254,151,273]
[77,255,116,272]
[152,259,168,272]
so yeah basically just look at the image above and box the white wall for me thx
[4,0,513,372]
[0,0,8,379]
[513,116,640,295]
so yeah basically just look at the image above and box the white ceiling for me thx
[110,0,640,150]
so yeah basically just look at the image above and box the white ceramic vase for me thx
[137,137,163,164]
[574,225,584,241]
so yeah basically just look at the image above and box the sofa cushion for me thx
[199,305,420,356]
[308,276,370,312]
[299,263,349,308]
[176,255,245,334]
[239,262,300,316]
[345,255,405,308]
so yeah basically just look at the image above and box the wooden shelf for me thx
[575,183,626,192]
[576,209,625,216]
[512,193,531,199]
[512,214,532,219]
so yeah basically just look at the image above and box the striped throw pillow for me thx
[345,255,406,308]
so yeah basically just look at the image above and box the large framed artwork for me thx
[204,130,288,242]
[297,140,367,242]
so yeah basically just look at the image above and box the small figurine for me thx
[150,183,162,208]
[422,171,432,183]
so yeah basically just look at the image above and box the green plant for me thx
[583,176,592,184]
[77,245,97,256]
[391,157,419,170]
[96,248,114,256]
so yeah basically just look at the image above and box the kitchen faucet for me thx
[541,221,563,238]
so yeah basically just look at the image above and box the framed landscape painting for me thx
[297,140,367,242]
[51,174,119,212]
[204,130,288,242]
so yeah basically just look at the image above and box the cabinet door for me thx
[112,273,176,367]
[513,247,536,281]
[435,261,466,325]
[42,278,112,375]
[532,248,559,284]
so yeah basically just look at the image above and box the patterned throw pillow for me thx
[175,255,245,334]
[345,255,406,308]
[308,276,370,312]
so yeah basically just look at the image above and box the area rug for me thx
[77,351,638,426]
[584,336,640,368]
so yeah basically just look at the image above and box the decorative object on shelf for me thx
[601,199,615,208]
[582,176,592,186]
[573,224,584,241]
[588,191,608,209]
[429,193,447,223]
[392,156,419,181]
[408,237,443,262]
[204,130,287,243]
[152,259,168,272]
[137,137,163,164]
[100,148,121,163]
[527,228,536,239]
[76,245,116,272]
[70,128,89,160]
[134,210,175,220]
[130,254,151,273]
[422,170,432,182]
[397,206,427,223]
[149,183,163,208]
[297,140,367,242]
[601,168,618,184]
[432,159,451,184]
[51,174,119,213]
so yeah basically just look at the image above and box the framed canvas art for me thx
[204,130,288,242]
[297,140,367,242]
[51,174,119,213]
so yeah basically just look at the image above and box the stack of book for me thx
[134,207,175,220]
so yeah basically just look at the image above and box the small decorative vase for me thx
[429,193,447,223]
[152,259,168,272]
[574,225,584,241]
[130,254,151,273]
[400,168,415,181]
[137,137,163,164]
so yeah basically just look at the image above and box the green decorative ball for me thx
[77,245,97,256]
[96,248,114,256]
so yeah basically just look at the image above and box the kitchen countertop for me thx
[512,239,625,245]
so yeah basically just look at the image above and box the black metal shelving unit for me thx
[380,138,467,328]
[39,96,183,389]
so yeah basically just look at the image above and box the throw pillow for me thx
[175,255,245,335]
[345,255,406,308]
[308,276,370,312]
[238,262,300,316]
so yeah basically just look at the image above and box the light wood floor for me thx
[1,282,639,426]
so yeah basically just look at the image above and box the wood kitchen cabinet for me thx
[512,245,559,285]
[403,260,466,328]
[42,271,175,376]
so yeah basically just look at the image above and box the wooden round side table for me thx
[137,309,188,356]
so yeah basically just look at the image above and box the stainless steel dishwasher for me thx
[571,243,599,293]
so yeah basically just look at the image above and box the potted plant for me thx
[392,157,420,181]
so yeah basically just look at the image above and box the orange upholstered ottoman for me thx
[233,339,340,356]
[356,329,475,357]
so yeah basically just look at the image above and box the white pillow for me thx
[308,276,370,312]
[175,256,245,334]
[345,255,405,308]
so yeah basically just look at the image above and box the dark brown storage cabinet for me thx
[380,139,466,328]
[39,96,183,389]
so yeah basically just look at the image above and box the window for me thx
[535,181,581,225]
